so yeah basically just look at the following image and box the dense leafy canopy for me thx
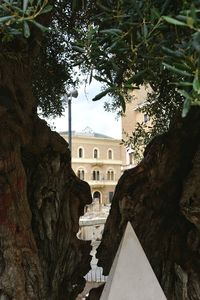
[74,1,200,106]
[1,0,200,149]
[0,0,96,117]
[71,0,200,154]
[0,0,52,40]
[32,0,97,117]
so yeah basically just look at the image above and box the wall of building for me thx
[61,131,122,205]
[121,85,151,169]
[122,85,150,138]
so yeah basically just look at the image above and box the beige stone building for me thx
[60,127,122,204]
[121,85,150,169]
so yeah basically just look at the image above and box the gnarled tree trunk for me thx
[0,54,92,299]
[96,108,200,300]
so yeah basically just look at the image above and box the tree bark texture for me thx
[96,108,200,300]
[0,56,92,299]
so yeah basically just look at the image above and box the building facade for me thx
[61,127,122,204]
[121,85,150,169]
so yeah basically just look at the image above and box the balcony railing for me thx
[90,180,105,188]
[85,266,107,283]
[88,179,117,188]
[91,159,103,166]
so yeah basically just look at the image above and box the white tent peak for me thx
[100,221,167,300]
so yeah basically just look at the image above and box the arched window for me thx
[92,170,100,180]
[93,191,101,203]
[93,148,99,159]
[107,170,114,181]
[77,169,85,180]
[108,149,113,159]
[78,147,84,158]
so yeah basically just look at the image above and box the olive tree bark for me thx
[95,108,200,300]
[0,51,92,298]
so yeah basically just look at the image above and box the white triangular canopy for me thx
[100,222,167,300]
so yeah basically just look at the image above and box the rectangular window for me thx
[108,150,112,159]
[78,148,83,158]
[94,149,98,158]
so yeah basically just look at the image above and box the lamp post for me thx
[64,89,78,152]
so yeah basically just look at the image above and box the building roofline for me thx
[59,131,121,141]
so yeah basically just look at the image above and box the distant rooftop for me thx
[59,126,116,139]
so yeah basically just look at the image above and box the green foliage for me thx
[162,3,200,117]
[70,0,200,155]
[1,0,199,136]
[122,122,152,163]
[0,0,52,40]
[122,70,183,160]
[0,0,96,117]
[32,0,96,117]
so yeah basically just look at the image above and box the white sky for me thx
[50,80,122,139]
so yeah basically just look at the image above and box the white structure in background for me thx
[78,205,110,285]
[78,204,110,242]
[100,222,167,300]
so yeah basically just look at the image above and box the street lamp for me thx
[64,89,78,151]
